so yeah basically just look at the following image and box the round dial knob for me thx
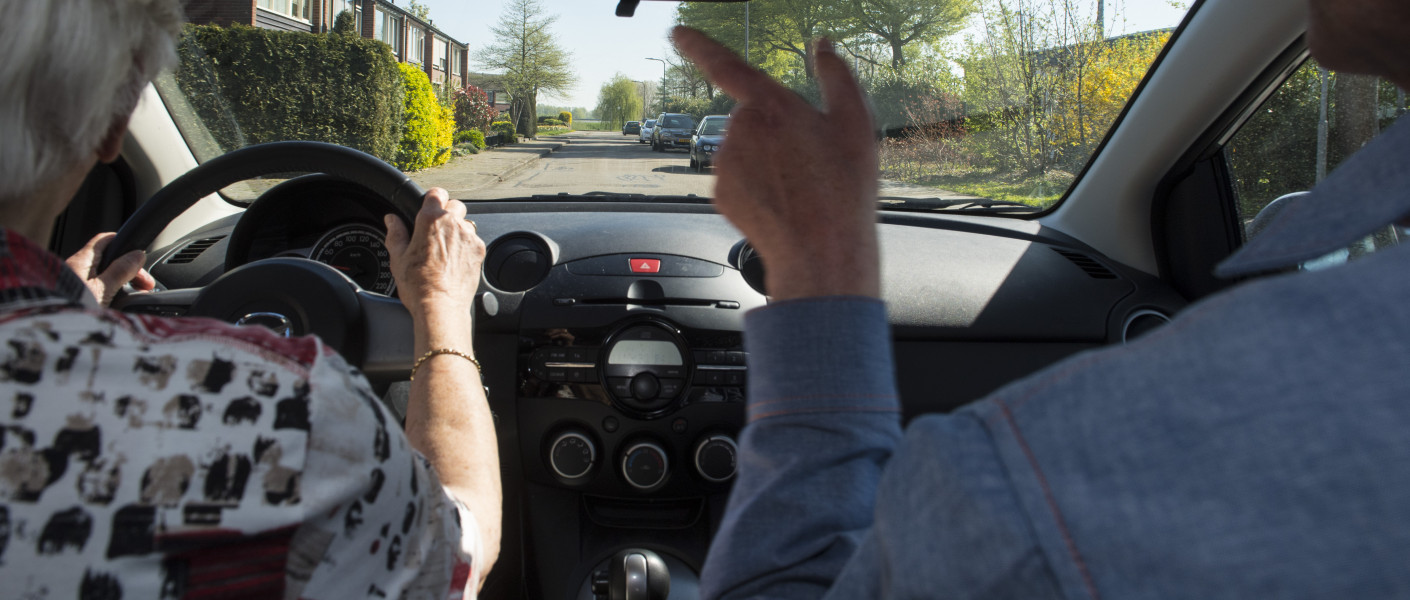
[694,435,738,483]
[621,441,669,491]
[631,372,660,400]
[549,431,597,480]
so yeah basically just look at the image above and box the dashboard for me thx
[133,179,1187,600]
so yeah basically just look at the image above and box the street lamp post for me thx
[632,80,648,121]
[645,57,667,115]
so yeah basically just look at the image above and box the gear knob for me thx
[591,548,671,600]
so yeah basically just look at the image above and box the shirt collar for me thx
[1217,115,1410,278]
[0,228,96,310]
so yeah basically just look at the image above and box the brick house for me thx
[184,0,469,90]
[465,73,511,116]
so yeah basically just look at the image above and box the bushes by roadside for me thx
[395,63,455,170]
[176,24,405,163]
[491,121,517,144]
[455,129,487,150]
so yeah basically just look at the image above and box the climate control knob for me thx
[693,435,738,483]
[621,441,669,491]
[548,431,597,480]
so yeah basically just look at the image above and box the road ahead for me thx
[461,130,714,200]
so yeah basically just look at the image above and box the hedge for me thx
[558,111,573,126]
[491,121,517,144]
[455,129,486,150]
[396,63,455,170]
[176,24,404,163]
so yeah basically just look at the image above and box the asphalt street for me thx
[456,130,715,199]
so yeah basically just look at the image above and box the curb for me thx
[493,138,568,181]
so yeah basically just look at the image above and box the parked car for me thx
[651,113,696,152]
[32,0,1403,598]
[689,115,728,171]
[639,119,656,144]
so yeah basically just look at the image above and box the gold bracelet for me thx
[410,348,483,381]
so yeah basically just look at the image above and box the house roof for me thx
[373,0,466,48]
[466,72,507,92]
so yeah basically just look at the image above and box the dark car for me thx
[689,115,728,171]
[622,120,639,135]
[651,113,696,152]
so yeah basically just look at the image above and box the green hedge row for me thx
[177,24,406,164]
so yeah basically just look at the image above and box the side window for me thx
[1226,58,1407,268]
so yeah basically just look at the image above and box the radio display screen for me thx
[607,340,683,366]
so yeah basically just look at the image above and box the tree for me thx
[475,0,576,137]
[677,0,852,82]
[332,10,357,36]
[853,0,976,71]
[406,0,431,21]
[595,75,644,129]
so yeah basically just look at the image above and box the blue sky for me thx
[412,0,1189,109]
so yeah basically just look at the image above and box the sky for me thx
[411,0,1191,109]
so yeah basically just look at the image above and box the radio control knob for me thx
[631,372,660,400]
[693,435,738,483]
[549,431,597,480]
[621,441,669,491]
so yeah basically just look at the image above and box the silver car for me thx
[639,119,656,144]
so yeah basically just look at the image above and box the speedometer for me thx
[312,224,396,295]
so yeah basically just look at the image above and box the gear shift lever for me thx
[591,548,671,600]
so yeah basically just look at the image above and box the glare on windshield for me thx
[158,0,1190,211]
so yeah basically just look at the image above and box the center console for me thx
[487,240,763,600]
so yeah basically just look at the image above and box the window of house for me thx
[409,27,425,65]
[329,0,350,29]
[257,0,310,21]
[433,37,447,71]
[379,13,402,59]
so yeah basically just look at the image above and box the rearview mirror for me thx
[616,0,748,18]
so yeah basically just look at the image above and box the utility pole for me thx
[633,80,648,121]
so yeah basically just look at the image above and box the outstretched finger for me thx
[671,26,777,106]
[814,38,873,138]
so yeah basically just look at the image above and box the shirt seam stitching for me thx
[994,397,1102,600]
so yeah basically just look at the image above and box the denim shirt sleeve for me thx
[699,296,904,599]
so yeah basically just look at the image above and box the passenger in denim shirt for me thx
[672,0,1410,597]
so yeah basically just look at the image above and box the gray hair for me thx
[0,0,182,206]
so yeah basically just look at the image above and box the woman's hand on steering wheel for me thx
[384,188,485,322]
[67,232,156,306]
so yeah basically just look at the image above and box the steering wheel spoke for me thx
[111,287,202,317]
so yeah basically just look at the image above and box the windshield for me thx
[699,118,728,136]
[157,0,1191,211]
[660,115,695,129]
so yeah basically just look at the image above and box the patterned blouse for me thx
[0,229,480,599]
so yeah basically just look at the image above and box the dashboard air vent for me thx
[165,237,225,265]
[1123,309,1172,343]
[1053,248,1117,280]
[485,233,554,292]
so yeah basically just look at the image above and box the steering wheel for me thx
[102,141,426,381]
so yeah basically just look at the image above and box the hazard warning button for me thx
[629,258,662,273]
